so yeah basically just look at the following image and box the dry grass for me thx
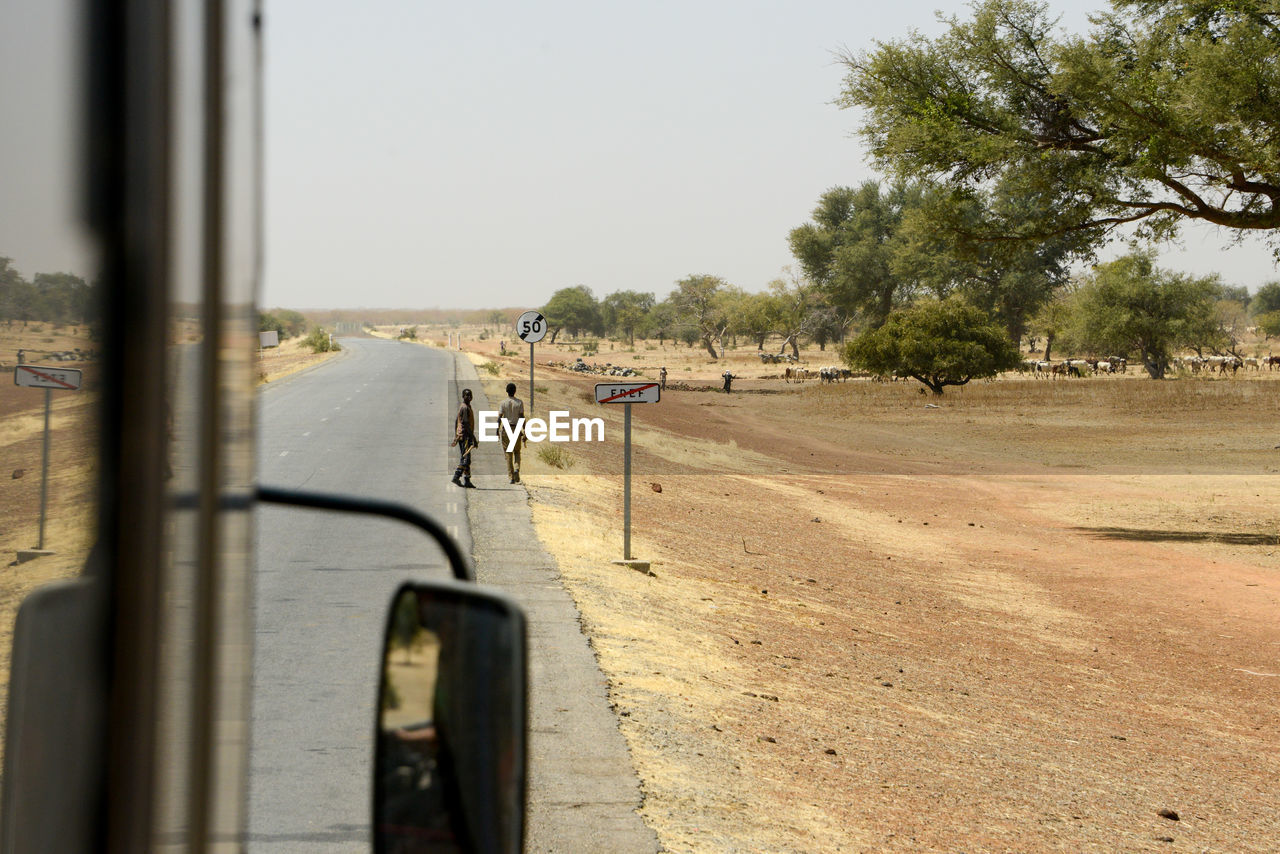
[256,335,341,384]
[463,331,1280,853]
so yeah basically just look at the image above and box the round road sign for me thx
[516,310,547,343]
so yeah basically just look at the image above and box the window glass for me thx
[0,1,103,762]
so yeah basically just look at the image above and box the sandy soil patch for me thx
[454,332,1280,853]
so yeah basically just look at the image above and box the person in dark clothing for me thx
[450,388,476,488]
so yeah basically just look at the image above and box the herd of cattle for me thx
[753,349,1280,383]
[16,348,96,364]
[783,366,856,383]
[1021,354,1280,377]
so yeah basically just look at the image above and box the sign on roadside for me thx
[14,365,83,391]
[515,310,547,344]
[595,382,660,404]
[14,365,83,554]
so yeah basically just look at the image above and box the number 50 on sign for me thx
[515,310,546,343]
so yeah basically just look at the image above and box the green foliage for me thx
[789,182,1071,340]
[838,0,1280,255]
[0,258,96,325]
[541,285,601,343]
[843,296,1022,394]
[601,290,656,344]
[1250,282,1280,317]
[1068,251,1221,378]
[259,312,285,337]
[643,300,678,345]
[789,182,917,328]
[671,274,736,358]
[397,326,418,340]
[1216,283,1251,309]
[480,361,500,375]
[302,326,339,353]
[260,309,307,340]
[1256,310,1280,338]
[275,309,307,337]
[1028,290,1077,362]
[580,340,599,357]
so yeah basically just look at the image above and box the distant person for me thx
[498,382,525,484]
[722,370,734,393]
[16,349,24,365]
[451,388,477,488]
[659,366,667,390]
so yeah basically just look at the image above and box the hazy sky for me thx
[2,2,1274,310]
[261,0,1280,311]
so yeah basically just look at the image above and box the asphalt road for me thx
[247,338,657,853]
[249,338,468,851]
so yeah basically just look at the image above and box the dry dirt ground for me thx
[445,328,1280,853]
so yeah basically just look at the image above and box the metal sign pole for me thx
[38,387,51,550]
[516,310,547,414]
[623,402,632,560]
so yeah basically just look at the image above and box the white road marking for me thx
[447,525,459,538]
[302,431,311,437]
[446,502,458,514]
[279,451,288,457]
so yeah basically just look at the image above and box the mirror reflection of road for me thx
[249,338,467,852]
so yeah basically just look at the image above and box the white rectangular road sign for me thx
[595,382,660,404]
[14,365,83,391]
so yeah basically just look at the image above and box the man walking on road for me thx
[499,382,526,484]
[451,387,477,488]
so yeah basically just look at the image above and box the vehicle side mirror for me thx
[374,581,527,854]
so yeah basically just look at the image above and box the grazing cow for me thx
[1064,359,1090,377]
[819,366,845,384]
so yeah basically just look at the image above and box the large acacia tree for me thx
[541,285,601,344]
[788,182,923,328]
[1068,251,1222,378]
[840,0,1280,252]
[671,274,736,359]
[791,181,1074,341]
[843,296,1022,394]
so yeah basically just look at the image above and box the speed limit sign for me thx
[516,310,547,343]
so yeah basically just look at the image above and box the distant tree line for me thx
[0,257,96,327]
[258,308,308,340]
